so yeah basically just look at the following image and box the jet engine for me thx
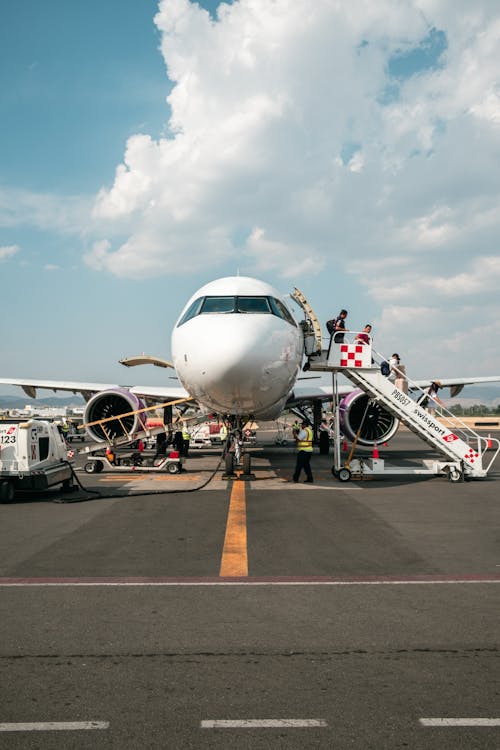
[339,389,399,446]
[84,389,146,442]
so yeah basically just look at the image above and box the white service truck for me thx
[0,420,76,503]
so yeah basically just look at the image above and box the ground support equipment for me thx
[83,453,182,475]
[309,338,500,482]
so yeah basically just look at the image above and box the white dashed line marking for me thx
[201,719,328,728]
[0,721,109,732]
[420,718,500,727]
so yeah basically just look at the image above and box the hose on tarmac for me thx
[53,449,229,503]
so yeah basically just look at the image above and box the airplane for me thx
[1,275,499,462]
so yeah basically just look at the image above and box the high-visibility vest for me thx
[297,427,313,451]
[182,429,190,440]
[220,425,227,440]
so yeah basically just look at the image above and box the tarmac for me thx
[0,429,499,748]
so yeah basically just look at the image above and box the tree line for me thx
[447,404,500,416]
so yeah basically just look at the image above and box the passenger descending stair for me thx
[309,340,499,479]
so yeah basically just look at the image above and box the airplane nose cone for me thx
[172,315,301,414]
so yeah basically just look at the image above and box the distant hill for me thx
[0,394,85,409]
[443,385,500,408]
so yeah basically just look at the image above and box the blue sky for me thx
[1,0,500,395]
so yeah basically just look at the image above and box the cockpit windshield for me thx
[200,297,234,314]
[177,295,296,327]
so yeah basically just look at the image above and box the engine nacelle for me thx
[84,389,146,442]
[339,389,399,446]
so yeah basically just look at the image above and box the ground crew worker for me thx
[155,432,168,458]
[172,430,183,454]
[181,425,190,457]
[219,422,228,444]
[61,420,70,442]
[292,419,314,483]
[319,417,330,455]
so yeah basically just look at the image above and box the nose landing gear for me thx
[222,423,254,479]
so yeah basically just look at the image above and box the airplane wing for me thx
[286,383,353,405]
[410,376,500,398]
[2,374,499,406]
[287,375,500,405]
[0,378,189,402]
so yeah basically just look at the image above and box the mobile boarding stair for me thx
[308,336,500,482]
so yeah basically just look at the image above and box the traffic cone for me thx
[372,442,379,459]
[487,434,492,449]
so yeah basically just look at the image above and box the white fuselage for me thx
[171,277,303,418]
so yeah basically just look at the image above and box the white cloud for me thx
[4,0,500,375]
[0,244,20,261]
[84,0,500,373]
[0,187,92,234]
[353,254,500,309]
[88,0,500,289]
[242,227,325,278]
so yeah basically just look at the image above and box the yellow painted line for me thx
[219,479,248,577]
[152,475,200,482]
[97,474,200,482]
[98,475,149,482]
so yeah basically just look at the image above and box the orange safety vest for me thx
[297,427,313,451]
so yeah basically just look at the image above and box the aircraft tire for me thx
[225,453,235,475]
[242,453,251,475]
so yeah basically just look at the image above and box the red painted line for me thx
[0,575,499,586]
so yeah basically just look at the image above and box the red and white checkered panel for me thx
[332,343,372,368]
[462,447,480,465]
